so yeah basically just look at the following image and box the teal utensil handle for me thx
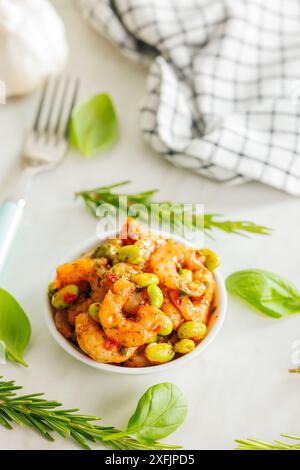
[0,199,25,272]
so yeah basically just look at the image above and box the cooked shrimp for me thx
[98,278,163,347]
[184,249,205,270]
[169,267,215,323]
[51,217,218,367]
[67,297,92,325]
[56,258,96,288]
[54,311,73,339]
[120,217,147,243]
[136,238,157,265]
[123,290,145,314]
[90,285,107,304]
[149,241,206,297]
[124,349,151,368]
[75,313,136,363]
[160,289,184,329]
[120,217,161,249]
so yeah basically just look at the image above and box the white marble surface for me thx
[0,0,300,450]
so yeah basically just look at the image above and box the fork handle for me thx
[0,199,25,272]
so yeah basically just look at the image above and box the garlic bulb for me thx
[0,0,68,97]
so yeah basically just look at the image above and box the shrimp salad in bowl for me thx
[47,218,226,372]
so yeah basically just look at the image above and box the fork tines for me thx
[33,75,80,139]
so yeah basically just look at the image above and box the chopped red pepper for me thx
[104,340,115,350]
[122,237,136,245]
[105,273,117,283]
[63,293,77,304]
[153,325,161,333]
[104,338,120,350]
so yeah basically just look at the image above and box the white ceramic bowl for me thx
[45,231,227,375]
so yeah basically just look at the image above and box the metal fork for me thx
[0,76,79,271]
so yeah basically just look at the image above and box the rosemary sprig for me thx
[203,214,270,236]
[236,434,300,450]
[237,368,300,450]
[75,181,271,237]
[0,377,180,450]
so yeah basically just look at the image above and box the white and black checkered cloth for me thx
[80,0,300,195]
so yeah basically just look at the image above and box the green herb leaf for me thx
[75,181,271,237]
[69,93,118,157]
[0,377,182,450]
[127,383,188,442]
[0,288,31,366]
[204,214,271,237]
[226,269,300,319]
[104,383,187,443]
[236,434,300,450]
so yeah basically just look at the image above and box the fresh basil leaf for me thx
[226,269,300,319]
[126,382,188,442]
[0,341,5,365]
[0,288,31,366]
[69,93,118,157]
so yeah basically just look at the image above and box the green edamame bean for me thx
[88,302,101,321]
[111,263,138,279]
[145,342,175,364]
[179,269,193,281]
[48,281,58,297]
[132,273,159,287]
[146,334,158,344]
[118,245,142,264]
[51,285,79,309]
[158,314,173,336]
[147,285,164,308]
[202,248,220,271]
[174,339,195,354]
[177,321,207,341]
[92,242,119,261]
